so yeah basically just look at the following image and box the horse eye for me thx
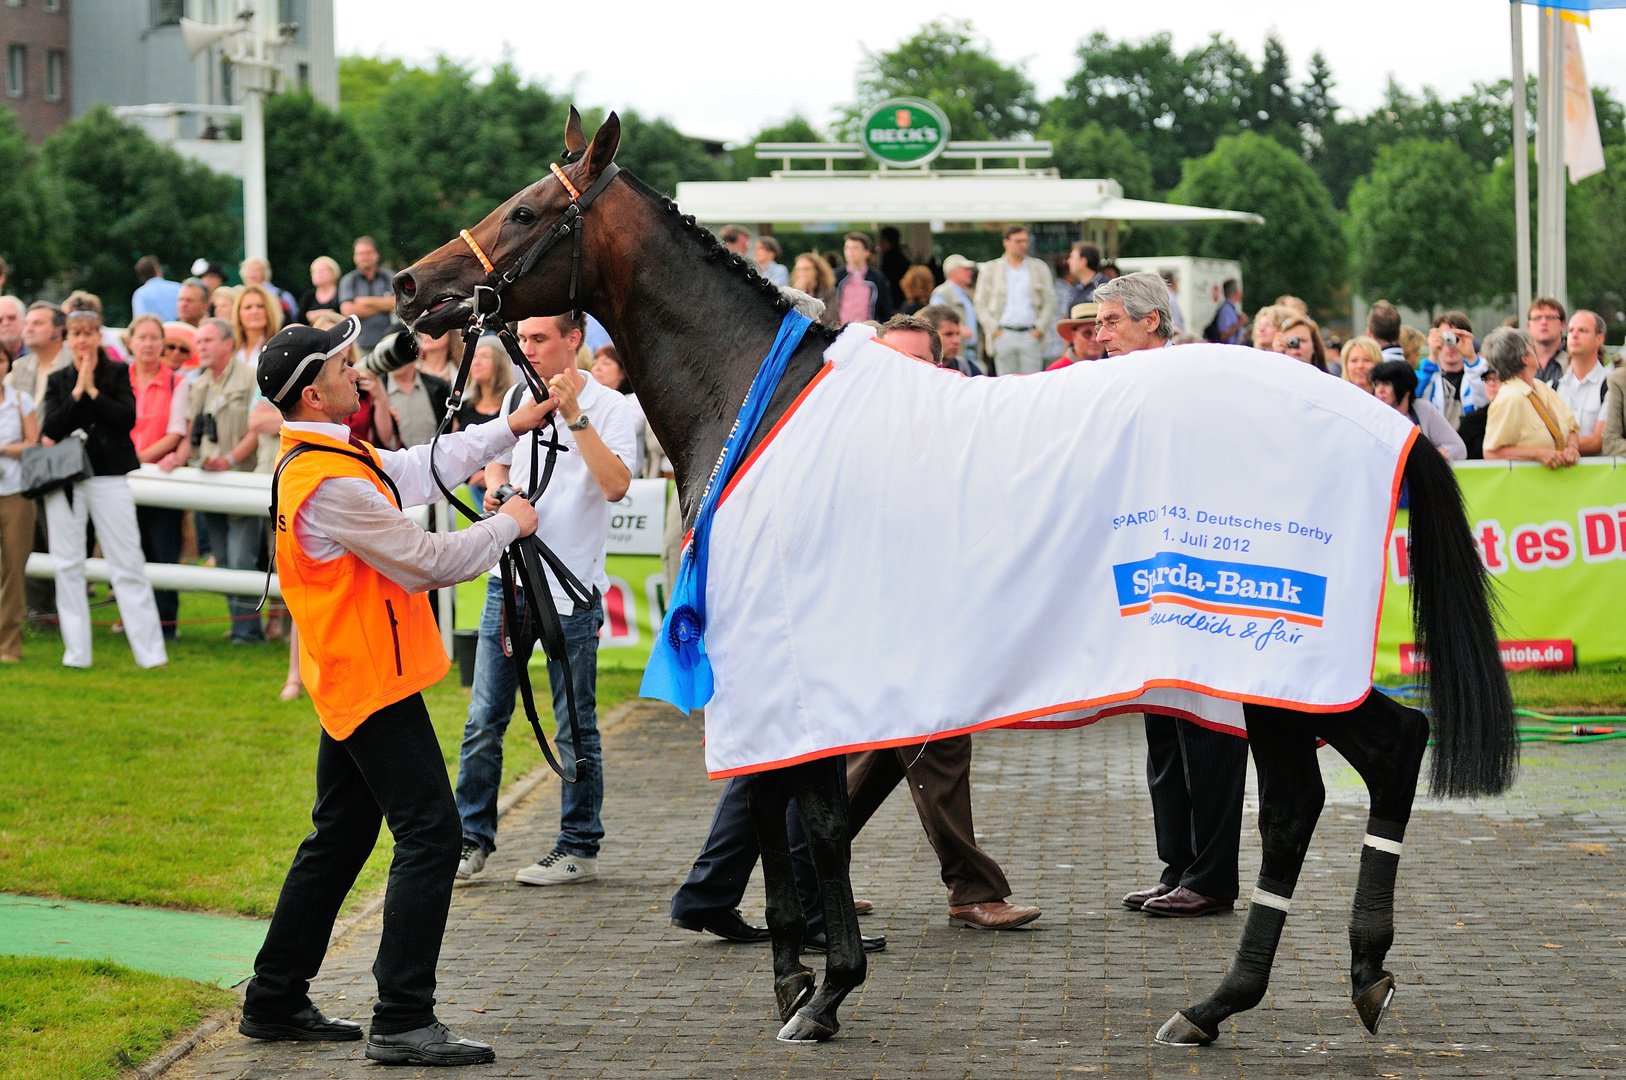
[513,206,537,225]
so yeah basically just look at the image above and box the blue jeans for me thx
[455,576,604,858]
[200,512,264,641]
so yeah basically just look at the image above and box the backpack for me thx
[1202,301,1231,343]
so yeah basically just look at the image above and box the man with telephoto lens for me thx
[239,315,556,1066]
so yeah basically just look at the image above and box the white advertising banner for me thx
[605,478,668,556]
[698,329,1416,778]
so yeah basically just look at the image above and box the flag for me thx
[1562,15,1607,182]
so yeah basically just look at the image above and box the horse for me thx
[393,108,1519,1048]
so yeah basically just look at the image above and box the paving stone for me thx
[170,703,1626,1079]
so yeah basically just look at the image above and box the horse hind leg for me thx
[776,755,866,1043]
[1318,688,1431,1036]
[746,769,815,1025]
[1157,708,1324,1047]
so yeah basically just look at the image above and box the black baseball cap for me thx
[257,315,361,407]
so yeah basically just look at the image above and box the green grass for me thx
[1,589,645,917]
[0,956,232,1080]
[1507,664,1626,713]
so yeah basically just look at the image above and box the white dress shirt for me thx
[1557,360,1607,441]
[283,416,522,594]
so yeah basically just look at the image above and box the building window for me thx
[278,0,309,44]
[45,48,62,101]
[220,56,232,104]
[5,1,23,10]
[7,46,24,98]
[45,0,61,11]
[152,0,183,26]
[297,62,309,91]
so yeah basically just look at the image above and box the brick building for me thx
[3,0,72,142]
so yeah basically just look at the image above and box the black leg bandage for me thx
[1349,816,1405,993]
[1183,873,1295,1036]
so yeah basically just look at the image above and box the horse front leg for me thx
[746,768,814,1025]
[1157,708,1323,1046]
[1318,688,1431,1035]
[776,755,865,1042]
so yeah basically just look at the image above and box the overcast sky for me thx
[336,1,1626,145]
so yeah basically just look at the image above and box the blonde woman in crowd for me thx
[1399,325,1426,369]
[1340,336,1383,393]
[1252,305,1284,352]
[791,252,840,329]
[297,255,343,325]
[232,283,282,369]
[210,285,239,321]
[0,339,40,661]
[1274,312,1332,374]
[1273,295,1309,315]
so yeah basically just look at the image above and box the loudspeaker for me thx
[180,18,240,60]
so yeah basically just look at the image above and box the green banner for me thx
[1377,459,1626,676]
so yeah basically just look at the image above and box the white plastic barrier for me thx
[25,553,277,597]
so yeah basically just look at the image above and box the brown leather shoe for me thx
[1122,882,1176,910]
[853,897,873,916]
[948,901,1041,930]
[1140,886,1234,918]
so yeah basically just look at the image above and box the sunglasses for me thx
[164,342,193,354]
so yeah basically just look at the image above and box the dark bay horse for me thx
[393,109,1519,1047]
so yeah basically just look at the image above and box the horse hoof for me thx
[774,968,815,1022]
[1154,1011,1215,1047]
[1353,973,1396,1035]
[776,1007,838,1043]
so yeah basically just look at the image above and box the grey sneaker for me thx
[364,1021,494,1066]
[455,842,487,880]
[514,849,596,886]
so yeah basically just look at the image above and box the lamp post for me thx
[181,9,295,263]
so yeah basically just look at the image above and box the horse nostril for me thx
[397,272,417,297]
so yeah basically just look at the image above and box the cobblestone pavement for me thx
[176,704,1626,1079]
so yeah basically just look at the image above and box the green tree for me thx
[1170,132,1345,315]
[40,107,239,322]
[839,18,1038,141]
[1037,118,1154,199]
[729,115,824,181]
[1348,139,1496,314]
[0,107,68,297]
[264,92,381,295]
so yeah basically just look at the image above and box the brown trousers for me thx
[0,492,36,659]
[846,734,1011,906]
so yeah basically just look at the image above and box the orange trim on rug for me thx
[715,361,835,508]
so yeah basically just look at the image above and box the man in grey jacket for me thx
[973,226,1055,375]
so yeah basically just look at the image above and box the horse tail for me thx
[1403,435,1518,797]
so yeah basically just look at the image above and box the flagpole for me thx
[1535,7,1551,300]
[1551,6,1567,309]
[1511,0,1531,319]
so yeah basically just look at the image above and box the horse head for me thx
[394,106,621,337]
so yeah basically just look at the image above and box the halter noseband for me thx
[457,157,621,320]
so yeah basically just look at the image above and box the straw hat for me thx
[1054,302,1098,343]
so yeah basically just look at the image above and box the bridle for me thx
[420,150,623,783]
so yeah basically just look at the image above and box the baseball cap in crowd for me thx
[943,254,975,273]
[1054,302,1099,342]
[257,315,361,407]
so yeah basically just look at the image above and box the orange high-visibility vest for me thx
[274,428,450,739]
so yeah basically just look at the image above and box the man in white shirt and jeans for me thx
[974,226,1055,375]
[456,312,636,886]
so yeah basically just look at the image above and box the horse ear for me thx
[564,106,586,157]
[586,111,621,177]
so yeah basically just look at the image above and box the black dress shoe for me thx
[1141,886,1235,918]
[239,1005,362,1042]
[1122,882,1176,910]
[804,930,886,953]
[365,1021,495,1066]
[671,907,772,943]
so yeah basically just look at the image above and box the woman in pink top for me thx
[127,312,187,640]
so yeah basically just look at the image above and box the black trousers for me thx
[135,506,183,637]
[244,693,461,1035]
[1145,715,1249,901]
[670,774,826,933]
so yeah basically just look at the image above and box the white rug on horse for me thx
[699,326,1417,778]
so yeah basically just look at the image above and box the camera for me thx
[1284,336,1302,350]
[190,413,218,449]
[361,329,420,376]
[1441,331,1458,347]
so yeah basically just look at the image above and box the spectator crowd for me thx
[0,222,1619,674]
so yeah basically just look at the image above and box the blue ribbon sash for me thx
[641,310,813,710]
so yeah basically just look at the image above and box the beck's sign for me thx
[860,98,951,167]
[1377,459,1626,674]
